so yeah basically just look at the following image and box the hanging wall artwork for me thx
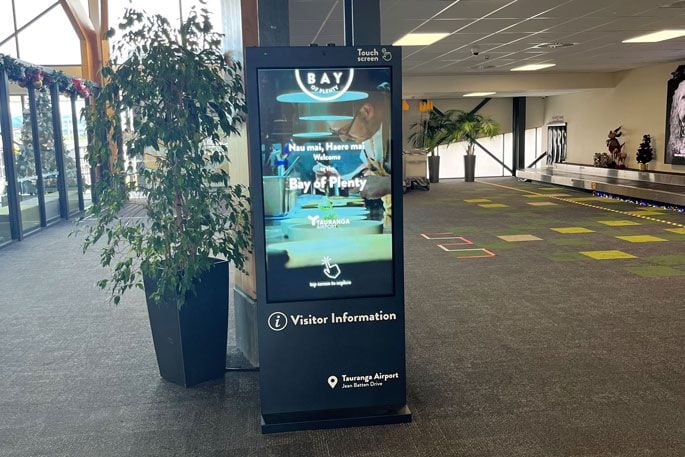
[547,122,567,164]
[665,64,685,165]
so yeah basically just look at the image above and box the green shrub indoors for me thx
[82,3,251,308]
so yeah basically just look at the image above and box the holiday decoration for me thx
[0,54,96,97]
[606,126,626,169]
[593,152,612,168]
[635,134,654,171]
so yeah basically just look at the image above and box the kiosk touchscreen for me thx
[246,46,410,432]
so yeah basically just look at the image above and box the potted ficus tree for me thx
[81,5,251,387]
[408,106,451,183]
[442,110,500,182]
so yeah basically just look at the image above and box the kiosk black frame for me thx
[246,45,410,433]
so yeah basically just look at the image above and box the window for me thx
[0,98,12,244]
[1,1,82,66]
[10,88,42,232]
[524,127,545,169]
[108,0,224,59]
[17,6,82,65]
[438,133,513,179]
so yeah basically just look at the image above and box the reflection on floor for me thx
[0,177,683,456]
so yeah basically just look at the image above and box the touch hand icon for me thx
[321,256,341,280]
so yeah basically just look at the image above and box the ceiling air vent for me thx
[469,64,498,71]
[534,42,576,49]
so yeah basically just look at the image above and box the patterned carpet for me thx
[0,177,683,456]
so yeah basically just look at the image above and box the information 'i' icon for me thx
[267,312,288,331]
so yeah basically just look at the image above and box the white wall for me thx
[543,60,685,173]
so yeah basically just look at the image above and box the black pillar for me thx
[512,96,526,174]
[49,82,69,218]
[344,0,381,46]
[0,68,23,239]
[28,83,47,226]
[70,95,85,212]
[258,0,289,46]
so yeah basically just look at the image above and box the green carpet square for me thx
[644,255,685,266]
[446,226,480,234]
[479,241,520,251]
[625,266,685,278]
[549,252,587,262]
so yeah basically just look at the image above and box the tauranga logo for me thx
[295,69,355,102]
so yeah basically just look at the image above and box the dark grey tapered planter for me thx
[428,155,440,183]
[464,154,476,182]
[143,259,229,387]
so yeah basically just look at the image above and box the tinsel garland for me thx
[0,53,96,97]
[594,191,685,213]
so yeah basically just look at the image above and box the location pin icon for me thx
[327,375,338,389]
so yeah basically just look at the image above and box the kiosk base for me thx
[261,405,412,433]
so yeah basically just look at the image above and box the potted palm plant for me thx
[442,110,500,182]
[81,6,251,387]
[408,106,450,183]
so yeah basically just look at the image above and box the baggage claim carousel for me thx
[517,163,685,208]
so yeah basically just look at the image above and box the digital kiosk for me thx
[246,45,410,432]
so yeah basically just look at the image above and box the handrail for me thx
[0,54,96,97]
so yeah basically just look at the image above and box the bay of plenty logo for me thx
[295,68,355,102]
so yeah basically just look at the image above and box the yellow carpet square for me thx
[598,220,641,227]
[551,227,595,234]
[497,234,543,242]
[527,202,558,207]
[479,203,509,208]
[464,198,492,203]
[615,235,668,243]
[580,250,637,260]
[665,227,685,234]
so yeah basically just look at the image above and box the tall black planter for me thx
[428,155,440,183]
[464,155,476,182]
[143,259,229,387]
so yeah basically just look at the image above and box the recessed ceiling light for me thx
[622,30,685,43]
[393,33,449,46]
[511,63,556,71]
[463,92,496,97]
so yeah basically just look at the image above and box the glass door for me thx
[0,100,12,244]
[60,94,80,214]
[10,87,42,232]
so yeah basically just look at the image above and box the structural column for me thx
[344,0,380,45]
[512,96,526,173]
